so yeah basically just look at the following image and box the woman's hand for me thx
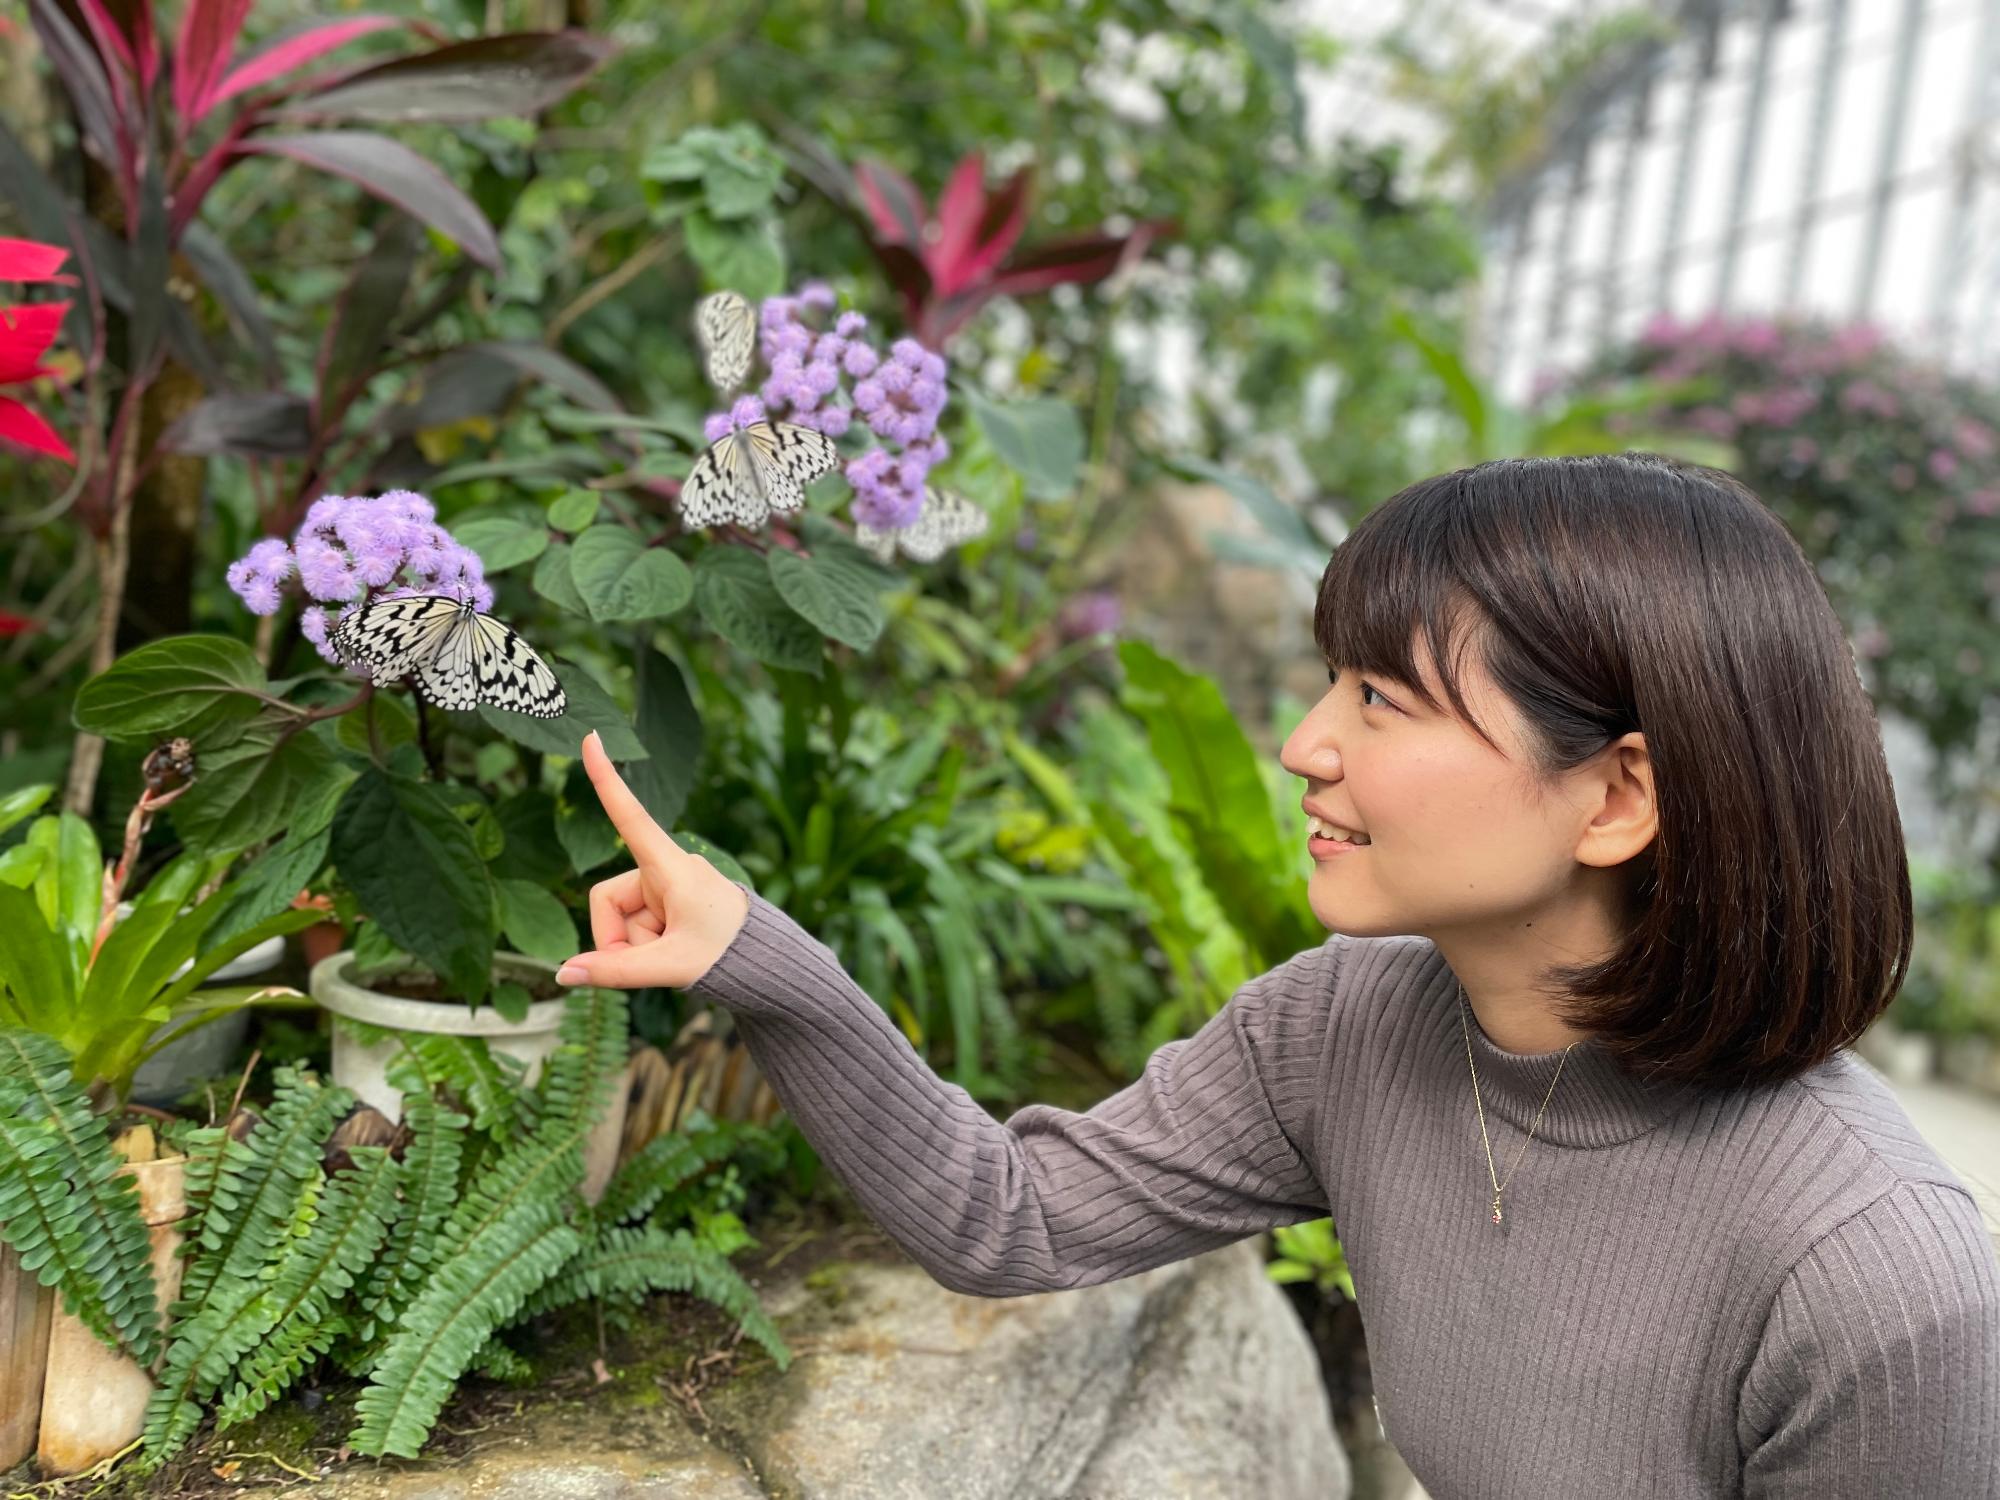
[554,731,750,990]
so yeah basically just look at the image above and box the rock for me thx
[237,1235,1347,1500]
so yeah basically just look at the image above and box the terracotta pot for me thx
[36,1151,187,1476]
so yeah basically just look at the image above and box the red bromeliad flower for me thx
[0,237,77,465]
[850,149,1175,350]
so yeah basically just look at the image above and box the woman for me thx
[557,452,2000,1496]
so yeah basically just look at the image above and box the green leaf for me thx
[556,765,621,875]
[691,548,821,674]
[545,490,600,532]
[0,785,52,837]
[531,541,590,616]
[331,770,497,1004]
[0,884,76,1033]
[569,526,693,622]
[625,650,702,832]
[492,791,568,886]
[496,880,576,964]
[452,512,548,573]
[204,825,332,951]
[766,546,886,651]
[683,210,784,300]
[172,721,352,856]
[336,693,418,755]
[478,663,648,760]
[73,635,268,739]
[488,980,533,1024]
[958,387,1085,500]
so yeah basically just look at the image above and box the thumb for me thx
[556,941,698,991]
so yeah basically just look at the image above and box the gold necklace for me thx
[1457,984,1580,1227]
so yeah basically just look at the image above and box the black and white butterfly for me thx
[694,290,756,395]
[679,420,841,531]
[328,593,567,718]
[855,487,991,564]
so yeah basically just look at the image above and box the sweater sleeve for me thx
[1737,1179,2000,1497]
[682,884,1338,1297]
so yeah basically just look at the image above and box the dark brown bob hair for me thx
[1313,451,1912,1091]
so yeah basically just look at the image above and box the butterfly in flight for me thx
[694,290,756,396]
[855,487,991,563]
[328,593,567,718]
[679,419,841,531]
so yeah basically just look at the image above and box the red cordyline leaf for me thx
[855,158,926,249]
[0,395,75,463]
[0,610,37,637]
[0,302,69,383]
[175,0,257,124]
[0,239,73,283]
[205,16,403,113]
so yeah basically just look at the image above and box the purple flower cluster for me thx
[225,490,492,663]
[700,279,953,533]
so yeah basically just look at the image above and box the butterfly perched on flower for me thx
[679,419,841,531]
[855,487,990,563]
[328,593,567,718]
[694,290,756,395]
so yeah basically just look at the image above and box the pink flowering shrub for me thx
[226,490,490,662]
[701,278,951,532]
[1559,311,1996,805]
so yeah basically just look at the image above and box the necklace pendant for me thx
[1491,1202,1504,1226]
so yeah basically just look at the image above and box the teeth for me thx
[1307,815,1370,845]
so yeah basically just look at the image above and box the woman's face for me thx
[1278,632,1655,947]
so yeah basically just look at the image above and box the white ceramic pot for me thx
[309,950,631,1204]
[309,950,569,1122]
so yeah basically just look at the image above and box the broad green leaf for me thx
[569,525,692,622]
[692,547,821,673]
[331,769,497,1004]
[683,209,784,300]
[497,880,576,964]
[72,635,268,738]
[546,490,600,532]
[492,790,569,887]
[337,692,418,755]
[626,649,702,832]
[204,824,333,951]
[453,511,549,572]
[767,546,885,651]
[0,883,75,1033]
[171,721,352,855]
[532,540,590,616]
[478,663,647,760]
[958,387,1085,500]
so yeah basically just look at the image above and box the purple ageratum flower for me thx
[1057,589,1123,642]
[225,537,295,616]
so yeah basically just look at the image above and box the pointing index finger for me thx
[580,731,675,864]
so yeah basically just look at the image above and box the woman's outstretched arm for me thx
[559,731,1338,1297]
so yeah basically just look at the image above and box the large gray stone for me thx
[238,1235,1347,1500]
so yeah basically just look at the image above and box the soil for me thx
[3,1186,909,1500]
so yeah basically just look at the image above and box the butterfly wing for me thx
[852,523,898,563]
[865,488,990,563]
[327,594,462,680]
[742,420,839,517]
[467,613,567,718]
[681,430,765,530]
[694,290,755,394]
[411,609,483,712]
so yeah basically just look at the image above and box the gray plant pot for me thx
[126,934,286,1107]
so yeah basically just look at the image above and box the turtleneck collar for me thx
[1439,968,1705,1149]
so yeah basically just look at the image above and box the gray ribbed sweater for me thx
[687,886,2000,1497]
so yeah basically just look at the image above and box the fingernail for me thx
[556,962,589,985]
[586,730,601,752]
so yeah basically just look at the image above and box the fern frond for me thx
[175,1068,354,1310]
[531,987,627,1135]
[468,1332,533,1384]
[347,1214,583,1459]
[0,1029,160,1365]
[210,1146,402,1431]
[350,1093,468,1347]
[592,1125,739,1229]
[385,1035,526,1136]
[514,1223,790,1371]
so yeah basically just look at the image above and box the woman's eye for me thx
[1326,668,1390,709]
